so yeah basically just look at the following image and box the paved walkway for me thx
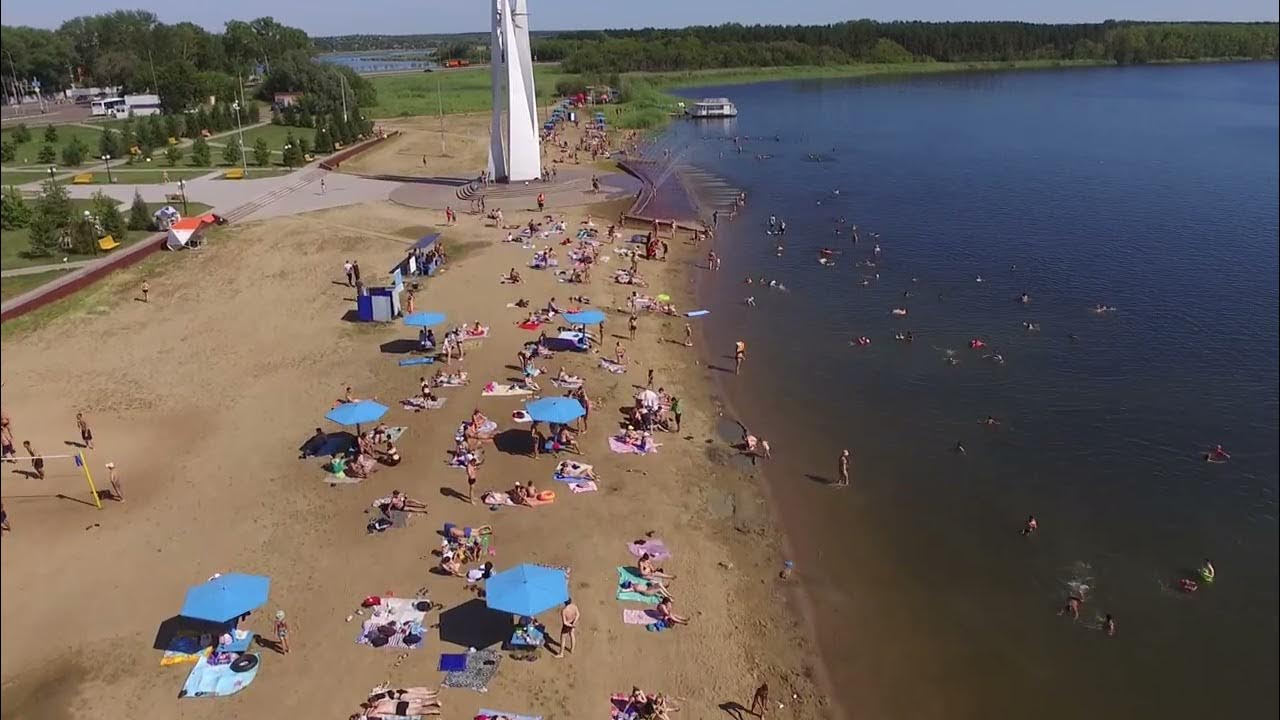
[2,260,94,278]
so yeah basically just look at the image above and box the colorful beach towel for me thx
[479,710,541,720]
[442,648,502,691]
[608,437,656,455]
[482,382,533,397]
[179,652,260,698]
[616,566,661,605]
[627,538,671,561]
[461,327,491,341]
[322,471,363,485]
[355,598,428,650]
[398,356,435,366]
[402,397,447,411]
[599,358,626,374]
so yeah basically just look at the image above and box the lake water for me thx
[654,63,1279,718]
[318,51,435,74]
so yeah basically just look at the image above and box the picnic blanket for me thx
[442,648,502,691]
[608,437,657,455]
[179,651,260,698]
[599,359,626,374]
[616,566,661,605]
[628,538,671,561]
[402,396,447,411]
[483,382,533,397]
[355,597,428,650]
[622,608,661,625]
[479,710,541,720]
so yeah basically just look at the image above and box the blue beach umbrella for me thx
[562,309,606,325]
[180,573,271,623]
[525,397,585,424]
[325,399,389,427]
[403,311,446,327]
[485,564,569,617]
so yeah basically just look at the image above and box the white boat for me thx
[688,97,738,118]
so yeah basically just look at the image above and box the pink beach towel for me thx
[608,437,654,455]
[622,608,660,625]
[627,539,670,561]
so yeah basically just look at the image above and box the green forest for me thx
[535,21,1278,73]
[1,11,375,118]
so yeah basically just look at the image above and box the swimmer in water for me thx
[1103,614,1116,637]
[946,357,960,366]
[975,275,984,283]
[954,441,966,455]
[744,277,752,285]
[1199,559,1215,583]
[986,353,1005,364]
[1068,333,1080,341]
[745,296,756,307]
[1023,321,1041,332]
[1019,292,1030,304]
[1178,578,1199,593]
[1010,264,1018,271]
[1205,445,1230,463]
[1021,514,1037,536]
[1060,594,1084,620]
[983,416,1002,426]
[903,290,914,299]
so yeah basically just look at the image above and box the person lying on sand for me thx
[367,687,440,703]
[357,697,442,718]
[620,578,672,600]
[555,460,597,481]
[386,490,427,514]
[555,367,582,385]
[376,443,401,466]
[440,549,466,577]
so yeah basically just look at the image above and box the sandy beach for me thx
[0,126,831,718]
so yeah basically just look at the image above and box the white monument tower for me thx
[487,0,541,183]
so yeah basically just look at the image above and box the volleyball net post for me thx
[75,451,103,509]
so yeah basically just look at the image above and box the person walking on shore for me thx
[141,280,150,303]
[628,314,638,340]
[683,323,693,348]
[615,341,627,366]
[465,456,478,505]
[343,260,354,286]
[352,261,362,286]
[671,396,682,432]
[537,192,545,212]
[838,449,850,487]
[274,610,291,654]
[553,598,579,657]
[76,412,94,450]
[734,340,746,374]
[105,461,124,501]
[750,681,770,718]
[22,441,44,479]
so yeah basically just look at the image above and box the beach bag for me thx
[368,517,392,533]
[369,634,390,648]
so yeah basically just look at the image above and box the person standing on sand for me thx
[576,389,591,433]
[274,610,291,654]
[838,449,850,487]
[76,412,94,450]
[344,260,354,286]
[734,340,746,374]
[750,681,770,717]
[465,456,478,505]
[553,599,579,657]
[684,323,693,348]
[615,341,626,366]
[319,177,326,194]
[629,314,638,340]
[22,441,44,479]
[537,192,545,212]
[141,280,150,303]
[671,396,682,432]
[352,261,362,286]
[105,461,124,501]
[647,369,655,389]
[1,421,15,462]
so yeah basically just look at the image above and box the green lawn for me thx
[83,168,212,185]
[1,170,50,186]
[367,66,573,118]
[1,269,71,301]
[2,124,106,167]
[1,199,211,270]
[211,124,305,152]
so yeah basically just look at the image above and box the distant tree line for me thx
[2,11,376,118]
[534,21,1278,73]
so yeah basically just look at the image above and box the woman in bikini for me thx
[638,553,676,581]
[655,597,689,625]
[386,490,427,514]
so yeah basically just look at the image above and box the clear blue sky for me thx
[2,0,1276,35]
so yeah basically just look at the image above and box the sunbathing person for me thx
[346,453,376,479]
[377,442,402,466]
[367,687,440,703]
[638,553,676,580]
[555,367,582,385]
[655,597,689,625]
[554,426,581,454]
[386,490,427,513]
[360,697,442,717]
[555,460,597,481]
[466,321,487,337]
[439,549,465,577]
[505,268,523,283]
[650,693,681,720]
[342,386,360,403]
[620,578,672,600]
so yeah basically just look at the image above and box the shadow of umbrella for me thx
[379,339,423,355]
[493,428,535,456]
[152,615,231,652]
[436,598,511,650]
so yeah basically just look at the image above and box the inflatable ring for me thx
[230,654,259,673]
[537,490,556,502]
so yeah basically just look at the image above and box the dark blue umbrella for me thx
[180,573,271,622]
[403,312,446,327]
[525,397,585,424]
[485,564,569,617]
[325,399,389,427]
[562,309,606,325]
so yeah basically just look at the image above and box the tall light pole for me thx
[3,49,26,117]
[339,73,349,123]
[232,101,248,173]
[177,178,188,216]
[101,154,113,184]
[437,74,446,155]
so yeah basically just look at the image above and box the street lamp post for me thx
[232,100,248,173]
[101,154,113,184]
[3,49,26,118]
[177,178,188,215]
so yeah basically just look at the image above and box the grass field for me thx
[84,168,212,184]
[0,269,71,301]
[366,66,574,118]
[1,200,211,270]
[209,124,302,152]
[2,124,107,167]
[1,170,50,186]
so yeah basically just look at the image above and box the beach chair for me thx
[97,235,120,251]
[72,173,93,184]
[223,168,245,180]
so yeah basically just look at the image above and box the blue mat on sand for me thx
[438,653,467,672]
[399,356,435,366]
[179,653,260,698]
[479,710,542,720]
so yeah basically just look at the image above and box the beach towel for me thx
[323,470,363,485]
[611,694,644,720]
[398,356,435,366]
[355,597,428,650]
[438,653,467,672]
[616,566,661,605]
[570,480,598,493]
[179,652,260,698]
[479,711,541,720]
[461,327,490,341]
[402,397,447,411]
[685,310,711,317]
[482,382,533,397]
[622,608,661,625]
[609,437,656,455]
[599,359,626,374]
[442,648,501,691]
[550,378,583,389]
[482,491,515,506]
[628,538,671,561]
[434,377,469,388]
[160,646,210,667]
[518,321,542,330]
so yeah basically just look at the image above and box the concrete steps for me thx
[222,169,322,223]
